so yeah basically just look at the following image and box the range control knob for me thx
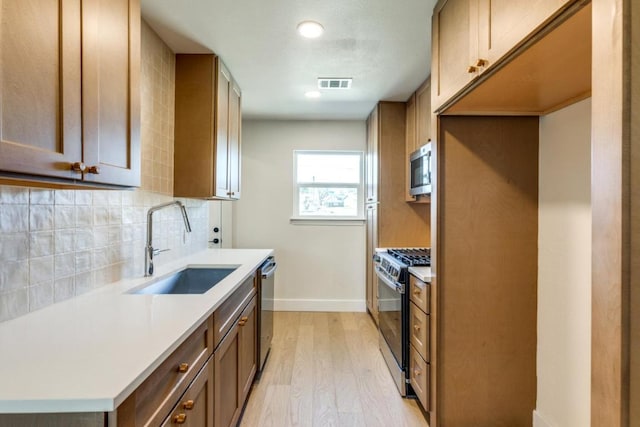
[212,238,220,244]
[213,227,220,233]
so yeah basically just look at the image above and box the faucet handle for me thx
[153,248,171,256]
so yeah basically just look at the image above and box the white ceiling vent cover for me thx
[317,78,352,89]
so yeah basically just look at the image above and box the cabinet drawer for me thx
[117,317,213,426]
[214,274,256,347]
[409,275,430,314]
[160,357,214,427]
[410,302,430,362]
[410,345,430,411]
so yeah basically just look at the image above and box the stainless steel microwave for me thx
[409,142,432,196]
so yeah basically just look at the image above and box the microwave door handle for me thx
[427,151,432,184]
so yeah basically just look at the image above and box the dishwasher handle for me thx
[261,258,277,279]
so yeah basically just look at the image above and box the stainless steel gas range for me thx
[374,248,431,396]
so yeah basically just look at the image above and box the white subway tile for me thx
[54,190,75,206]
[29,256,54,285]
[93,206,109,226]
[0,289,28,322]
[75,206,93,227]
[93,247,109,269]
[108,225,122,244]
[0,186,29,204]
[75,250,92,273]
[28,282,53,312]
[54,277,75,302]
[54,206,76,229]
[0,260,29,292]
[29,205,54,231]
[0,233,29,261]
[29,189,54,205]
[0,205,29,232]
[122,191,134,206]
[93,226,109,248]
[108,191,122,206]
[75,190,93,206]
[54,229,75,254]
[122,207,135,224]
[75,228,94,251]
[29,231,54,258]
[74,271,95,296]
[92,191,109,206]
[54,252,75,279]
[108,207,122,224]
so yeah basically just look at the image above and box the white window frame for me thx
[291,150,365,223]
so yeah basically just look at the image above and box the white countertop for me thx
[0,248,272,414]
[408,266,433,283]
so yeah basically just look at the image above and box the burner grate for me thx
[387,248,431,267]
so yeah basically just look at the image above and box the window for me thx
[293,150,364,220]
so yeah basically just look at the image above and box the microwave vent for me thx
[317,78,352,89]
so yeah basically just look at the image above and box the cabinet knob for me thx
[70,162,86,173]
[475,58,488,67]
[183,400,194,410]
[467,65,477,73]
[414,324,420,331]
[413,288,421,295]
[86,165,100,174]
[173,413,187,424]
[227,191,235,196]
[414,368,422,377]
[238,316,249,326]
[178,362,189,373]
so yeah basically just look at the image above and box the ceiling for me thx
[141,0,437,120]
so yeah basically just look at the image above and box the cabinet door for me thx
[214,321,240,427]
[415,78,432,146]
[81,0,141,186]
[238,296,257,404]
[161,358,214,427]
[366,206,379,324]
[215,62,231,198]
[477,0,574,65]
[405,94,417,202]
[228,81,241,199]
[432,0,476,110]
[0,0,83,180]
[365,108,379,203]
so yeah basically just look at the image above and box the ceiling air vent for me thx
[317,78,352,90]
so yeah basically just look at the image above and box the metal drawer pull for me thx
[173,413,187,424]
[238,316,249,326]
[178,363,189,373]
[70,162,86,173]
[183,400,194,410]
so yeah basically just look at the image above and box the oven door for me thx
[376,268,405,369]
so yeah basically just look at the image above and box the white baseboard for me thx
[533,410,553,427]
[273,298,366,312]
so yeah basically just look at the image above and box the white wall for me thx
[233,120,366,311]
[535,98,591,427]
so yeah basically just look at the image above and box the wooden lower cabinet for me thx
[161,358,214,427]
[410,345,430,410]
[238,296,257,404]
[214,295,258,427]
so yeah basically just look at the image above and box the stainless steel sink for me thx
[127,267,238,295]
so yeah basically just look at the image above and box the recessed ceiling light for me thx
[297,21,324,38]
[305,91,321,99]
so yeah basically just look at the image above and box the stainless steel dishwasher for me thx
[257,256,276,373]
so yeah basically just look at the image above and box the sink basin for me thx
[128,267,238,295]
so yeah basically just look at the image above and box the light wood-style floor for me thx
[239,312,429,427]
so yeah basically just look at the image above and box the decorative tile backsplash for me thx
[0,22,212,322]
[0,187,209,322]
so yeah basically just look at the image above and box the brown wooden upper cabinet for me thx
[432,0,577,111]
[0,0,141,187]
[405,78,431,203]
[174,55,242,200]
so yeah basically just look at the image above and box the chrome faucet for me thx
[145,201,192,277]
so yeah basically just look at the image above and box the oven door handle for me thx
[375,266,405,294]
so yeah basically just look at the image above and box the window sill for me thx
[289,217,366,226]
